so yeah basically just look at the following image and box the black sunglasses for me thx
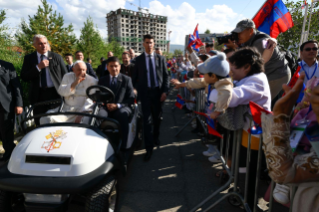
[304,47,319,51]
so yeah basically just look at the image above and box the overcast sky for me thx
[0,0,302,45]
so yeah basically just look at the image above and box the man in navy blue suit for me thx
[75,51,97,79]
[132,34,169,161]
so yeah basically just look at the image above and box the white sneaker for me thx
[202,145,216,157]
[208,155,221,163]
[273,184,290,205]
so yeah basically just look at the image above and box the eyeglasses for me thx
[304,47,318,52]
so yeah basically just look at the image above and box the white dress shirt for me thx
[145,52,159,87]
[300,60,319,84]
[36,51,54,88]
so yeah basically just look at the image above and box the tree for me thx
[77,16,106,67]
[277,0,319,55]
[15,0,76,55]
[205,29,211,34]
[0,9,29,106]
[173,49,183,57]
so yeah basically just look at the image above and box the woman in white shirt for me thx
[40,60,98,124]
[209,47,271,210]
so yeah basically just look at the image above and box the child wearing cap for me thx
[197,52,233,119]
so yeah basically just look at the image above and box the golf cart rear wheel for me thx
[85,176,118,212]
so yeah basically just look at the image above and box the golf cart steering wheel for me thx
[86,85,115,104]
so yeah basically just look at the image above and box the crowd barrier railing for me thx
[172,88,299,212]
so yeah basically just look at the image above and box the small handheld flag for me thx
[252,0,294,38]
[194,111,223,138]
[188,24,204,52]
[175,94,185,109]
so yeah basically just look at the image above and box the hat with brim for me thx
[231,18,256,33]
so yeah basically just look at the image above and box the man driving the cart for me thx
[40,60,98,124]
[98,56,136,150]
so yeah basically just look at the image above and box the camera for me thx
[217,33,238,45]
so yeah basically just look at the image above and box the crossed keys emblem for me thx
[41,130,67,153]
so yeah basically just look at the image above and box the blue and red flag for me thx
[188,24,204,52]
[282,66,306,103]
[248,101,273,135]
[175,94,185,109]
[252,0,294,38]
[194,111,223,138]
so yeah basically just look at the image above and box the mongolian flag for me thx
[252,0,294,38]
[249,101,272,135]
[282,66,305,103]
[175,94,185,109]
[194,111,223,138]
[188,24,204,52]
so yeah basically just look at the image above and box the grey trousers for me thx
[269,72,291,100]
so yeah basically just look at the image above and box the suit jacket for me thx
[132,52,169,99]
[66,64,73,73]
[85,63,97,79]
[99,60,110,78]
[98,73,135,107]
[0,60,23,113]
[120,63,135,78]
[20,51,67,104]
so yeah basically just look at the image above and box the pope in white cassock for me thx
[40,60,98,124]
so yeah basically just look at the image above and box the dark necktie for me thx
[40,55,47,88]
[149,55,156,88]
[110,77,116,93]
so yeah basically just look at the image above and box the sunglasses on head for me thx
[304,47,319,52]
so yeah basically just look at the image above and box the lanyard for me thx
[207,84,212,104]
[300,62,318,80]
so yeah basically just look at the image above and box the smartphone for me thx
[262,40,269,49]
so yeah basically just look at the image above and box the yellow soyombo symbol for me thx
[41,129,67,153]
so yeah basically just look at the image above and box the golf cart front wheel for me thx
[85,176,118,212]
[0,190,25,212]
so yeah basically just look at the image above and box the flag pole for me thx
[252,0,267,19]
[299,3,309,58]
[305,0,318,40]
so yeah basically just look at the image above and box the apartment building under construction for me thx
[107,9,168,54]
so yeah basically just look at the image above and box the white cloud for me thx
[1,0,245,46]
[148,0,245,45]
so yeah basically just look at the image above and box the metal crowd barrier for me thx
[172,83,298,211]
[189,112,298,212]
[174,88,206,137]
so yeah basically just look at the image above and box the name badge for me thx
[290,123,308,153]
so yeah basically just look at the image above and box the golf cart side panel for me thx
[0,158,119,194]
[8,126,114,177]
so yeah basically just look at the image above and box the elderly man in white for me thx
[40,60,98,124]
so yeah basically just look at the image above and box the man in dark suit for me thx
[121,52,135,78]
[99,51,114,78]
[21,34,67,126]
[0,60,23,161]
[65,53,73,72]
[96,57,105,78]
[75,51,97,79]
[99,57,135,149]
[132,34,169,161]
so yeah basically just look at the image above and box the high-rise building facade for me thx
[107,9,168,54]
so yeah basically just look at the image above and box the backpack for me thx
[251,32,299,75]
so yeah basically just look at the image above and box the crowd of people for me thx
[0,17,319,211]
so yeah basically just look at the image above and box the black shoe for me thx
[154,138,160,146]
[144,149,153,162]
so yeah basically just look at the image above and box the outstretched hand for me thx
[273,72,305,117]
[310,82,319,123]
[170,79,185,89]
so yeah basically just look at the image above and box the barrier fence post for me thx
[269,180,275,211]
[253,136,264,212]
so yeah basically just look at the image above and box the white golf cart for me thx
[0,85,141,212]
